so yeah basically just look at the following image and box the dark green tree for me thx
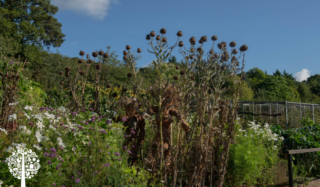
[283,69,294,81]
[297,82,312,102]
[245,67,267,90]
[273,69,282,77]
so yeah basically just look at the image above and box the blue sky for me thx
[45,0,320,82]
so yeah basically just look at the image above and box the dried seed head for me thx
[59,71,63,76]
[79,50,85,56]
[190,48,195,53]
[60,81,64,85]
[185,56,189,61]
[137,48,142,53]
[240,44,248,52]
[78,59,84,64]
[231,56,237,62]
[177,31,183,37]
[103,53,109,58]
[178,41,184,47]
[201,36,207,42]
[80,71,85,76]
[156,35,161,41]
[176,66,180,70]
[197,47,203,53]
[221,42,227,49]
[211,35,218,41]
[190,76,195,80]
[217,43,222,49]
[123,55,128,60]
[95,64,101,70]
[127,73,132,78]
[214,54,219,59]
[180,70,185,75]
[88,59,93,64]
[229,41,237,48]
[235,62,239,66]
[199,39,204,44]
[65,67,71,73]
[222,65,226,70]
[122,87,128,93]
[173,75,178,80]
[112,92,118,98]
[162,37,167,43]
[150,31,156,37]
[209,49,214,54]
[232,49,238,54]
[106,84,111,88]
[92,52,98,58]
[189,37,196,45]
[117,84,121,88]
[126,45,131,50]
[123,50,128,56]
[160,28,166,34]
[146,35,151,40]
[98,50,104,56]
[190,55,194,59]
[86,54,90,59]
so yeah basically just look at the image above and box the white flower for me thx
[13,143,26,150]
[273,145,277,150]
[279,136,284,141]
[0,127,8,135]
[49,125,55,130]
[106,110,110,113]
[222,132,226,137]
[24,112,31,119]
[36,121,44,131]
[264,123,269,128]
[58,106,66,113]
[5,146,14,153]
[0,179,3,184]
[113,111,117,116]
[268,138,271,141]
[8,114,17,121]
[25,129,31,135]
[18,126,27,130]
[36,130,44,143]
[24,105,33,111]
[57,137,66,148]
[8,102,18,106]
[33,144,42,151]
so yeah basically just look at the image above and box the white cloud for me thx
[294,69,311,82]
[51,0,119,20]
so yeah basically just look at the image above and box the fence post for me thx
[288,154,293,187]
[286,101,288,129]
[269,105,271,120]
[313,104,315,123]
[242,103,244,119]
[276,102,279,126]
[252,101,254,122]
[300,103,302,126]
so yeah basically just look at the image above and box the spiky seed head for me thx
[229,41,236,48]
[223,51,229,56]
[65,67,71,72]
[150,31,156,37]
[123,50,128,56]
[78,59,83,64]
[190,55,194,59]
[88,59,93,64]
[106,84,111,88]
[92,52,98,58]
[178,41,184,47]
[103,53,109,58]
[211,35,218,41]
[86,54,90,59]
[127,73,132,78]
[112,92,118,98]
[160,28,166,34]
[199,39,204,44]
[79,50,85,56]
[177,31,183,37]
[123,55,128,60]
[232,49,238,54]
[126,45,131,50]
[176,66,180,70]
[190,48,195,53]
[95,64,101,70]
[137,48,142,53]
[146,35,151,40]
[221,42,227,50]
[209,49,214,54]
[214,54,219,58]
[173,75,178,80]
[98,50,104,56]
[235,62,239,66]
[217,43,222,49]
[190,76,195,80]
[60,81,64,85]
[80,71,85,76]
[156,35,161,41]
[231,56,237,62]
[162,37,167,43]
[197,47,202,53]
[240,44,248,52]
[201,36,207,42]
[180,70,185,75]
[59,71,63,76]
[189,37,196,45]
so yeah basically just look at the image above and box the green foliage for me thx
[297,82,313,102]
[245,67,267,90]
[239,80,254,101]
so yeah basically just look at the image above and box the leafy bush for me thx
[225,120,284,187]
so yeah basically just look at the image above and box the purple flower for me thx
[88,141,92,146]
[59,147,64,150]
[106,120,111,125]
[105,163,110,167]
[9,61,13,65]
[100,150,102,153]
[100,129,107,134]
[71,177,74,179]
[127,150,132,154]
[47,160,52,164]
[72,147,76,151]
[95,171,98,174]
[52,183,56,186]
[56,166,59,170]
[114,152,120,156]
[122,118,127,122]
[108,153,111,155]
[75,178,80,183]
[118,158,122,161]
[44,152,49,157]
[59,163,62,167]
[131,131,135,134]
[78,125,83,130]
[61,185,65,187]
[50,148,57,153]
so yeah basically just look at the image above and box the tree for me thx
[283,69,294,81]
[297,82,312,102]
[273,69,282,77]
[245,67,267,90]
[306,74,320,85]
[0,0,66,70]
[168,56,180,66]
